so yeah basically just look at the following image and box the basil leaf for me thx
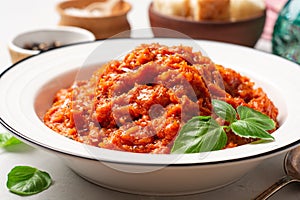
[231,120,274,140]
[7,166,52,196]
[237,106,276,130]
[212,99,237,123]
[171,116,227,153]
[0,133,22,147]
[170,100,276,154]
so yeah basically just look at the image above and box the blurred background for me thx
[1,0,299,67]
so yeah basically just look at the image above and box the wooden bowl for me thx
[148,3,266,47]
[56,0,131,39]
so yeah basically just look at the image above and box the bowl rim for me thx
[149,2,266,25]
[7,26,96,55]
[56,0,132,19]
[1,38,300,166]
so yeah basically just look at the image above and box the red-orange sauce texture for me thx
[44,43,278,153]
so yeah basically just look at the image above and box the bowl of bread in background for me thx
[149,0,266,47]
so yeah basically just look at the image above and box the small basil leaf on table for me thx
[0,133,22,147]
[7,166,52,196]
[171,116,227,153]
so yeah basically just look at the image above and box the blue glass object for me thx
[272,0,300,64]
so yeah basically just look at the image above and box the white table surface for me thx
[1,1,300,199]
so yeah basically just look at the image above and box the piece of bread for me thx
[230,0,266,20]
[153,0,190,17]
[189,0,230,21]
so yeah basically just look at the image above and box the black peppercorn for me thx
[23,41,62,51]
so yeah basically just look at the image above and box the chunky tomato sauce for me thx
[44,43,278,153]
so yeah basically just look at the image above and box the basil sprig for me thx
[7,166,52,196]
[171,99,276,154]
[0,133,22,147]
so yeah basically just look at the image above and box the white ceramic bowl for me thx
[1,38,300,195]
[8,26,95,63]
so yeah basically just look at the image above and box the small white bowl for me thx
[8,26,95,63]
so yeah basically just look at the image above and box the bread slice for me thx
[153,0,190,17]
[189,0,230,21]
[230,0,265,20]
